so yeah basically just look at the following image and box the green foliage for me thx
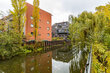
[0,20,5,31]
[36,48,43,52]
[33,0,40,41]
[92,43,110,73]
[69,11,95,45]
[69,3,110,73]
[23,44,34,51]
[0,31,32,59]
[104,34,110,48]
[0,31,21,59]
[0,0,27,59]
[0,0,42,60]
[10,0,26,45]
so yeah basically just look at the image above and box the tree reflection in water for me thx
[52,45,88,73]
[0,45,88,73]
[0,51,52,73]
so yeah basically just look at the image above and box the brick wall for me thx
[25,3,52,41]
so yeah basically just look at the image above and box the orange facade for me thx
[25,3,52,41]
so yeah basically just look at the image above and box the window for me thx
[47,27,50,31]
[31,32,33,36]
[30,16,33,19]
[47,33,50,36]
[31,24,34,27]
[47,21,50,24]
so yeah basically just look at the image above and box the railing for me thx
[84,46,92,73]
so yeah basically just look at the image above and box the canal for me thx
[0,45,88,73]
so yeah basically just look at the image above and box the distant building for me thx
[1,2,52,41]
[52,22,69,40]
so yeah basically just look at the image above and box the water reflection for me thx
[0,45,88,73]
[0,51,52,73]
[0,56,25,73]
[25,51,52,73]
[52,46,88,73]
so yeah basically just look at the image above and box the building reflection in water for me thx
[25,51,52,73]
[0,51,52,73]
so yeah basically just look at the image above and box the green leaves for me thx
[69,3,110,73]
[33,0,40,41]
[10,0,26,43]
[68,11,95,45]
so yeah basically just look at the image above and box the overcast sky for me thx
[0,0,109,24]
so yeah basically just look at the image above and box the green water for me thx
[0,46,88,73]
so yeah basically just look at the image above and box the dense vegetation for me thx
[0,0,40,60]
[33,0,40,41]
[69,3,110,73]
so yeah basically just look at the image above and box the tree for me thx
[68,4,110,72]
[0,11,22,59]
[68,11,95,46]
[10,0,26,44]
[68,15,79,46]
[33,0,40,41]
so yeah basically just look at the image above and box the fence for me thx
[84,46,92,73]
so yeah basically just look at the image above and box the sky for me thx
[0,0,109,24]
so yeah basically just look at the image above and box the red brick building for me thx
[24,3,52,41]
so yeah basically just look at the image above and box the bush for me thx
[0,32,23,59]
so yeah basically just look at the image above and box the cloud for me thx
[0,0,12,11]
[39,0,109,24]
[0,0,109,24]
[57,0,109,15]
